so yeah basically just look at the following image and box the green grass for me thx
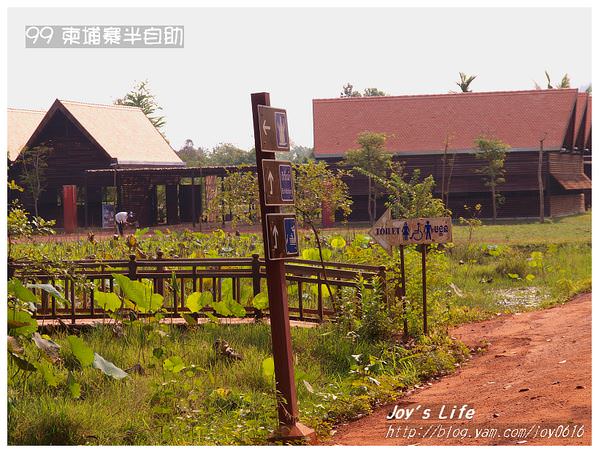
[452,211,592,245]
[8,322,468,445]
[8,211,592,445]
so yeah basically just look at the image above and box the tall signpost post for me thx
[251,92,315,443]
[370,210,453,335]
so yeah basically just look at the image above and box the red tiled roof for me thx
[585,96,592,150]
[313,89,581,157]
[573,92,588,150]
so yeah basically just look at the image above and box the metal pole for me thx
[422,244,428,335]
[400,245,408,337]
[251,92,314,442]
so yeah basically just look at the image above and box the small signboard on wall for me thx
[102,202,115,228]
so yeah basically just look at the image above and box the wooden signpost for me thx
[370,209,453,335]
[251,93,315,443]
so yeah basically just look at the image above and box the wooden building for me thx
[313,89,592,220]
[8,99,184,227]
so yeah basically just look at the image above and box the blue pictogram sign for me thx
[279,164,293,202]
[284,217,298,255]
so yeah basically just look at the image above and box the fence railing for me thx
[8,252,386,324]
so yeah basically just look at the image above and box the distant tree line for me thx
[176,140,314,167]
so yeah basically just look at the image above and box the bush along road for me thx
[328,293,591,446]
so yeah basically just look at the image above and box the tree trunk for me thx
[367,176,373,225]
[538,138,545,223]
[491,185,497,223]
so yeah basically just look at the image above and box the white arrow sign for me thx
[268,170,274,195]
[262,120,271,136]
[272,224,279,249]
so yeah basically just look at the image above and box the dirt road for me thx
[329,293,592,446]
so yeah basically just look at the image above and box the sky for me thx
[7,7,592,152]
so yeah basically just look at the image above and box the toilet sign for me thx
[370,209,453,253]
[262,159,295,206]
[265,213,299,260]
[258,105,290,152]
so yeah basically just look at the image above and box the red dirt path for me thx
[327,293,592,446]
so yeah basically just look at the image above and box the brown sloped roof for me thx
[313,89,580,157]
[7,108,46,161]
[552,173,592,190]
[19,99,184,166]
[57,100,184,166]
[585,96,592,150]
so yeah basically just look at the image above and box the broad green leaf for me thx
[261,357,275,380]
[252,292,269,310]
[94,290,122,312]
[93,353,128,379]
[205,312,220,324]
[8,310,37,336]
[507,273,520,280]
[185,291,211,313]
[181,313,197,326]
[36,360,59,387]
[211,300,232,317]
[67,335,94,367]
[525,274,536,282]
[113,274,163,313]
[238,285,253,305]
[226,299,246,317]
[8,279,37,303]
[67,372,81,399]
[164,356,186,373]
[330,236,347,249]
[26,284,69,307]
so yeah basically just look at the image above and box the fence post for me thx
[251,254,263,318]
[317,272,324,322]
[156,248,165,296]
[128,254,137,280]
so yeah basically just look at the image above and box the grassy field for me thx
[8,212,592,445]
[8,321,468,445]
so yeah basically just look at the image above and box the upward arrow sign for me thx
[268,171,274,195]
[272,224,279,249]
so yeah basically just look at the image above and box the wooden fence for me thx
[8,252,387,324]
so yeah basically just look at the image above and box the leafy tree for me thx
[177,139,208,166]
[343,132,391,224]
[340,83,362,98]
[363,87,387,97]
[288,144,314,163]
[456,72,477,92]
[7,181,55,259]
[18,145,51,217]
[357,162,447,219]
[207,143,255,166]
[115,80,166,133]
[585,84,592,94]
[474,136,510,222]
[205,166,259,229]
[293,160,352,227]
[535,70,571,89]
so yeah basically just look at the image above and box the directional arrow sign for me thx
[370,209,453,254]
[258,105,290,152]
[262,159,295,206]
[266,213,299,260]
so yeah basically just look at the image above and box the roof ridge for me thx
[8,107,47,113]
[58,99,142,111]
[313,88,579,103]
